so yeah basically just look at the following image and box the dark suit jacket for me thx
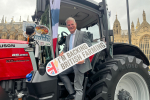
[63,30,92,73]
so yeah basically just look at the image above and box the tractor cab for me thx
[26,0,111,100]
[26,0,150,100]
[1,0,150,100]
[32,0,112,65]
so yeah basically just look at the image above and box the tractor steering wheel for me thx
[58,31,68,45]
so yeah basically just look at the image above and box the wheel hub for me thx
[118,89,132,100]
[114,72,149,100]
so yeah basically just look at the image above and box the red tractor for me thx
[0,39,36,100]
[1,0,150,100]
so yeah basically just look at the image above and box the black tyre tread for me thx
[92,93,107,100]
[87,55,150,100]
[90,64,117,83]
[87,74,111,94]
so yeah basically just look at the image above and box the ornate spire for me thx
[114,14,120,24]
[136,18,140,29]
[11,16,14,23]
[116,14,118,20]
[19,16,21,22]
[113,14,121,35]
[1,15,4,23]
[5,17,7,23]
[143,10,146,22]
[131,21,134,27]
[131,21,134,32]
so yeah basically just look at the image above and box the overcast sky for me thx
[107,0,150,29]
[0,0,150,30]
[0,0,36,22]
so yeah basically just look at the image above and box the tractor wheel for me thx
[86,55,150,100]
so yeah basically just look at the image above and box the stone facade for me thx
[113,11,150,62]
[0,16,30,41]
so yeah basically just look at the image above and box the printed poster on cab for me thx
[34,25,51,46]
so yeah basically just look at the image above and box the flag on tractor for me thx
[50,0,61,55]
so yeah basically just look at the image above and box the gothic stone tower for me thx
[113,10,150,63]
[0,16,31,41]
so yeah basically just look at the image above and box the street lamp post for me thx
[126,0,131,44]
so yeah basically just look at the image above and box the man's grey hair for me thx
[65,17,76,24]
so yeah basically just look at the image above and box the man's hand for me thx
[59,51,64,56]
[77,60,85,64]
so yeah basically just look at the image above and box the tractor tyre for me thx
[86,55,150,100]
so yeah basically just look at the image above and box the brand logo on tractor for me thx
[12,54,28,56]
[47,60,59,75]
[6,59,29,63]
[0,44,15,48]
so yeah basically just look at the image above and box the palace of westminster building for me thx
[0,10,150,63]
[0,16,26,41]
[113,10,150,63]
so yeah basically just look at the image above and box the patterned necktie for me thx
[69,34,73,50]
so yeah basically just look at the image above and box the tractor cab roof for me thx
[59,0,101,29]
[33,0,102,29]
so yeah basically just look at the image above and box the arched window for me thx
[139,35,150,61]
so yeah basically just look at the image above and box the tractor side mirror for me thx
[26,26,35,36]
[58,31,68,45]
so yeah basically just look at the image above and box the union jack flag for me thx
[47,62,58,75]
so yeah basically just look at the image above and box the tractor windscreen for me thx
[40,1,102,53]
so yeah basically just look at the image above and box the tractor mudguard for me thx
[113,43,149,66]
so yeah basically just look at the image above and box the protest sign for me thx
[34,25,51,46]
[22,23,51,46]
[46,41,107,76]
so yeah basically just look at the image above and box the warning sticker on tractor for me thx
[46,41,106,76]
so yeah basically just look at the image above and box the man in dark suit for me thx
[59,17,92,100]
